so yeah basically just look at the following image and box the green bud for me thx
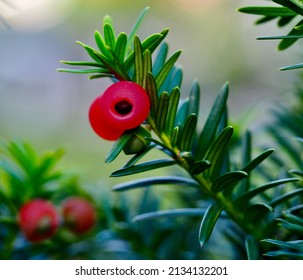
[123,126,151,155]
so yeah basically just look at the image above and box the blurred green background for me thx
[0,0,299,184]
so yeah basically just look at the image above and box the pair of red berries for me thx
[89,81,150,140]
[18,197,97,243]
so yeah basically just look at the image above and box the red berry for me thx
[101,81,150,129]
[89,95,124,140]
[62,197,97,235]
[18,199,59,243]
[88,81,150,140]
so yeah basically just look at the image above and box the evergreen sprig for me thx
[239,0,303,70]
[0,141,66,208]
[257,77,303,259]
[262,211,303,259]
[58,7,303,259]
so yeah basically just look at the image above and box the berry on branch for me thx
[18,199,59,243]
[62,197,97,235]
[89,81,150,141]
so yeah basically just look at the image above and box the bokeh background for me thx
[0,0,300,184]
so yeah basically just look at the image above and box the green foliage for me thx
[198,203,223,247]
[0,141,213,260]
[113,176,199,192]
[3,1,303,260]
[262,212,303,259]
[110,159,177,177]
[230,4,303,258]
[57,6,303,260]
[58,7,169,81]
[258,76,303,259]
[195,83,229,160]
[0,141,66,207]
[239,0,303,70]
[0,141,100,259]
[245,235,260,260]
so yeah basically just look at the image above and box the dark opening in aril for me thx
[114,100,133,115]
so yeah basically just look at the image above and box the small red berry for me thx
[88,81,150,140]
[100,81,150,129]
[62,197,97,235]
[89,95,124,140]
[18,199,59,243]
